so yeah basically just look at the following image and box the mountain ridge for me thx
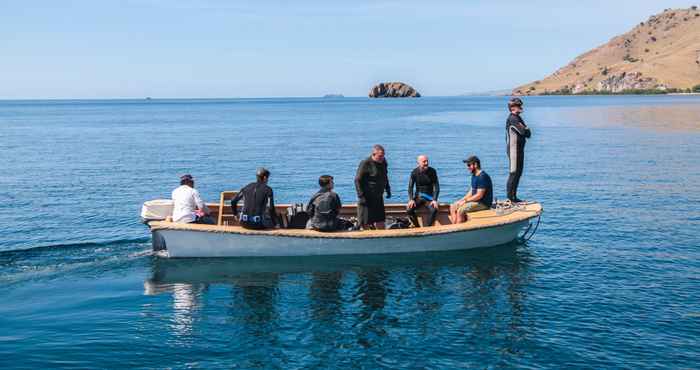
[513,7,700,95]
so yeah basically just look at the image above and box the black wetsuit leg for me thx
[406,204,419,227]
[425,203,438,227]
[194,215,215,225]
[507,141,525,201]
[241,221,265,230]
[358,195,385,225]
[406,199,438,227]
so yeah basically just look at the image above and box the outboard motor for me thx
[140,199,174,223]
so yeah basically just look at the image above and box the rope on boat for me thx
[517,213,541,244]
[474,200,542,244]
[468,200,539,219]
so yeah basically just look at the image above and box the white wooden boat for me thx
[144,193,542,258]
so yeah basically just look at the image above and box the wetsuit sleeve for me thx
[332,193,342,217]
[230,188,244,215]
[306,194,317,219]
[509,116,529,137]
[408,169,416,200]
[432,168,440,201]
[268,188,278,226]
[384,161,391,198]
[354,161,367,201]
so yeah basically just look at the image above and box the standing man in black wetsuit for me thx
[355,144,392,230]
[230,167,278,229]
[506,97,531,203]
[406,154,440,227]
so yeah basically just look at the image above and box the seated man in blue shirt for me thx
[449,155,493,224]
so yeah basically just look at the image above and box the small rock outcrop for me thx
[369,82,421,98]
[596,72,665,92]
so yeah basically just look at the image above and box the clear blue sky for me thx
[0,0,694,98]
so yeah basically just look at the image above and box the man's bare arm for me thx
[463,188,486,203]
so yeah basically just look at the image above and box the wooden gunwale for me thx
[149,203,542,240]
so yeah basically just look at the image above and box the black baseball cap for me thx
[462,155,480,165]
[256,167,270,178]
[508,97,523,108]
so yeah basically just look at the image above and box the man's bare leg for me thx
[455,211,467,224]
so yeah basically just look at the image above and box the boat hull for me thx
[152,219,529,258]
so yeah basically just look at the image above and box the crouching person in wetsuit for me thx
[306,175,343,232]
[406,155,440,227]
[449,156,493,224]
[506,97,531,203]
[230,168,278,229]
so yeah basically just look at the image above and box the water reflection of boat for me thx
[144,245,528,288]
[145,202,542,258]
[143,246,534,355]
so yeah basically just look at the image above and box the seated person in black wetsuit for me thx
[230,168,278,229]
[406,155,440,227]
[306,175,343,232]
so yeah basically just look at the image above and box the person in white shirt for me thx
[171,174,213,224]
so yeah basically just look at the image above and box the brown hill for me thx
[513,7,700,95]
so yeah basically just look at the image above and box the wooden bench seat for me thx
[210,193,450,228]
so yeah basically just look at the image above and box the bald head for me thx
[417,155,429,170]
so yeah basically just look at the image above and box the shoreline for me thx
[2,93,700,102]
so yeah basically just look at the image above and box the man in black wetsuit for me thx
[355,144,391,230]
[406,154,440,227]
[230,168,278,229]
[505,97,531,203]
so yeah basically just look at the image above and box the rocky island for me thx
[369,82,421,98]
[513,7,700,95]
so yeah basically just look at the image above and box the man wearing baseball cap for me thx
[449,156,493,224]
[171,174,214,224]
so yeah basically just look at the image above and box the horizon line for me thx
[0,94,518,102]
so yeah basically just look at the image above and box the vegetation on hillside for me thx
[540,87,696,96]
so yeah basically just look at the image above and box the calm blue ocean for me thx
[0,96,699,369]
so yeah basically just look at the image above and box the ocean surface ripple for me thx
[0,96,699,369]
